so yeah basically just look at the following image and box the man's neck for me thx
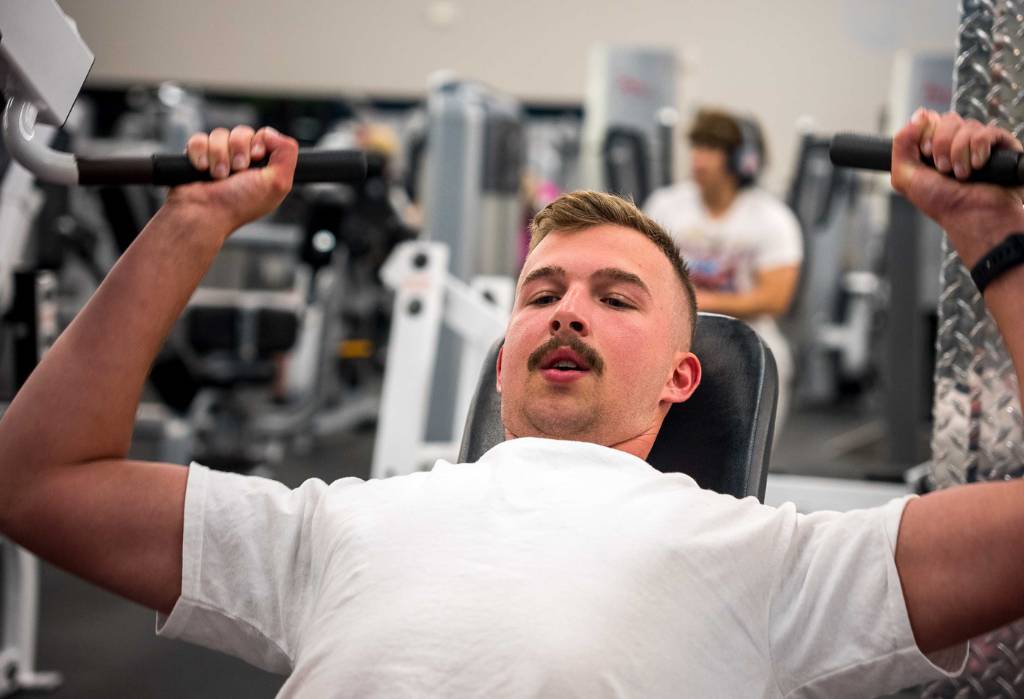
[605,431,659,461]
[503,424,660,462]
[700,182,739,218]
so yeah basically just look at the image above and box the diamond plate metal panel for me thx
[925,0,1024,696]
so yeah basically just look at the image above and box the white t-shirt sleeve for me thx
[156,463,330,674]
[769,496,967,697]
[754,199,803,271]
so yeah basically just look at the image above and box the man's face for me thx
[497,225,699,449]
[690,145,732,194]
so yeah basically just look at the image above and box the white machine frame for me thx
[372,241,512,478]
[0,0,93,185]
[0,148,62,699]
[0,543,61,696]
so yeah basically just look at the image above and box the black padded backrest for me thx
[456,313,778,501]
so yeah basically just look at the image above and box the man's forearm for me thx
[699,289,779,319]
[0,201,229,488]
[698,266,798,319]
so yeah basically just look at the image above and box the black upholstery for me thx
[456,313,778,501]
[187,307,298,357]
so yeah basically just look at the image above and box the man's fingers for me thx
[990,127,1024,154]
[208,127,231,179]
[950,120,983,180]
[250,130,267,160]
[969,128,994,170]
[892,108,929,191]
[256,126,284,150]
[228,125,256,172]
[920,110,940,157]
[182,126,295,199]
[930,112,964,174]
[185,133,209,171]
[962,125,1021,174]
[255,126,298,193]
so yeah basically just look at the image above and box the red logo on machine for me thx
[616,75,652,98]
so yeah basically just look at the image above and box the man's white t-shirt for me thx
[157,438,964,697]
[644,181,803,385]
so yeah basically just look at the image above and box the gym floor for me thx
[26,407,916,698]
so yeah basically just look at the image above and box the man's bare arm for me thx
[696,264,799,319]
[0,126,297,615]
[888,110,1024,653]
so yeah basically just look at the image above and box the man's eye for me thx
[531,294,559,306]
[603,296,633,309]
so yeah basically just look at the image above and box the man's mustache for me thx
[527,335,605,375]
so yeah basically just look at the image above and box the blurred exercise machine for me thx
[785,129,881,407]
[179,220,341,470]
[374,77,522,476]
[0,105,63,699]
[580,45,678,204]
[373,241,511,477]
[784,51,954,476]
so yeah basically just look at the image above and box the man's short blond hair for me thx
[528,190,698,340]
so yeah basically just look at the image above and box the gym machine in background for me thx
[373,76,522,477]
[0,110,63,699]
[580,45,678,205]
[372,241,511,477]
[785,129,878,406]
[782,50,953,477]
[880,52,953,471]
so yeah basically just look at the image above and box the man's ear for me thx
[660,351,701,405]
[495,345,504,394]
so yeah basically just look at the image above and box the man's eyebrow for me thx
[592,268,651,297]
[519,265,566,289]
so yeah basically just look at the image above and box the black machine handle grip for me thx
[77,148,372,186]
[829,133,1024,187]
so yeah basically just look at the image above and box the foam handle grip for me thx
[77,149,369,186]
[152,149,368,186]
[829,133,1024,186]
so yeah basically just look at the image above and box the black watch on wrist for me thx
[970,233,1024,294]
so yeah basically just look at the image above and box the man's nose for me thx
[549,290,589,336]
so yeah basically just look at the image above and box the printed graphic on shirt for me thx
[675,227,757,293]
[644,184,802,298]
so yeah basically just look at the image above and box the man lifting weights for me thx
[0,110,1022,696]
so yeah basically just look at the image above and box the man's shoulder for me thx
[736,188,800,229]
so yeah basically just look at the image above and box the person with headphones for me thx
[644,108,802,430]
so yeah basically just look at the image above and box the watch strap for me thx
[970,233,1024,294]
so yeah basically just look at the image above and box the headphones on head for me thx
[726,116,765,187]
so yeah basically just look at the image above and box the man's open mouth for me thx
[527,336,603,376]
[539,348,591,373]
